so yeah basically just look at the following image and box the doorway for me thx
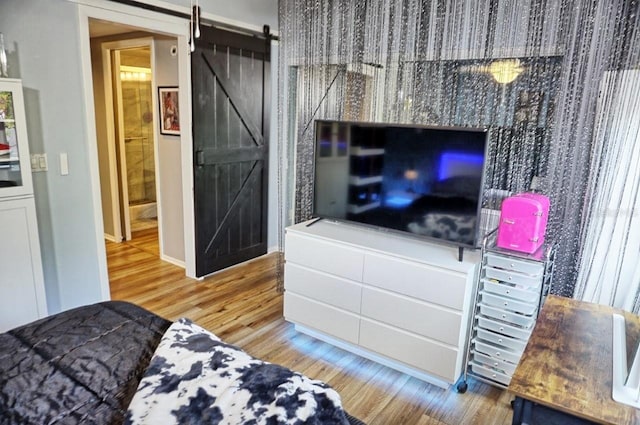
[88,19,187,273]
[115,46,158,238]
[91,36,159,245]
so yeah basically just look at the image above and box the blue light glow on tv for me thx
[385,195,414,208]
[439,152,485,181]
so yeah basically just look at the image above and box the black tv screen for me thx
[313,120,488,248]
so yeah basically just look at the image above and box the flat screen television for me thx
[312,120,488,248]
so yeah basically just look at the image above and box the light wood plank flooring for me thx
[107,229,514,424]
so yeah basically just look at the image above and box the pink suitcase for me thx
[496,193,550,254]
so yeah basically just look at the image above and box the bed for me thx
[0,301,365,424]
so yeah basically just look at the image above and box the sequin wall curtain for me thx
[277,0,640,297]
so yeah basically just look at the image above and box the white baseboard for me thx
[267,244,281,253]
[104,233,119,243]
[160,254,185,268]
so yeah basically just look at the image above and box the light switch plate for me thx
[30,153,47,172]
[60,153,69,176]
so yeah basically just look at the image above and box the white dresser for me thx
[462,233,555,390]
[283,219,480,388]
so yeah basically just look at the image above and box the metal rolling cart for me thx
[456,228,555,393]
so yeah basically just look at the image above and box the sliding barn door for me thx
[192,26,270,277]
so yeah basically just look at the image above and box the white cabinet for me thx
[0,198,46,331]
[0,79,46,332]
[283,219,480,388]
[463,233,554,389]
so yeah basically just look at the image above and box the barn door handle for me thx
[196,150,205,166]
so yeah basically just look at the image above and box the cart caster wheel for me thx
[456,381,468,393]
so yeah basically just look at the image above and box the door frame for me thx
[100,37,157,243]
[76,1,196,302]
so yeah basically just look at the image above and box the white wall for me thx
[143,0,278,32]
[0,0,278,314]
[155,38,185,263]
[0,0,104,312]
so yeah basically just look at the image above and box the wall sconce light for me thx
[489,59,524,84]
[120,66,151,81]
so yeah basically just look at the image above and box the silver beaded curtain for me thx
[276,0,640,297]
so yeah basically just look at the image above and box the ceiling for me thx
[89,18,143,38]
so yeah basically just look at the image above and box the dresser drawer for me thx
[361,286,462,346]
[285,232,364,281]
[484,266,543,289]
[473,338,523,365]
[481,291,537,316]
[359,318,458,382]
[482,279,539,303]
[285,263,362,313]
[470,361,511,386]
[476,328,527,352]
[472,351,517,375]
[363,253,468,310]
[284,292,360,344]
[477,315,533,340]
[485,253,544,276]
[479,304,536,329]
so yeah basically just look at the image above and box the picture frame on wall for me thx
[158,86,180,135]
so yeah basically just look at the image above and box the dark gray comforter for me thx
[0,301,170,424]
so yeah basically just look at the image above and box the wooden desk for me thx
[509,295,640,424]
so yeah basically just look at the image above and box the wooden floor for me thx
[107,228,514,425]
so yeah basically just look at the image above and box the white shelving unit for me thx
[458,229,555,391]
[0,78,47,332]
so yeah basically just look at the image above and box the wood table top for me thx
[508,295,640,424]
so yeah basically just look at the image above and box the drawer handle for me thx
[499,327,505,331]
[510,263,515,268]
[501,314,507,319]
[504,302,509,306]
[494,362,499,367]
[492,373,497,378]
[496,352,501,357]
[508,276,513,281]
[506,290,511,294]
[498,338,503,343]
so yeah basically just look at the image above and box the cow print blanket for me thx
[125,318,350,424]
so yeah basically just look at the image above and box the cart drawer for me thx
[470,361,511,386]
[471,350,517,375]
[473,338,523,365]
[477,315,533,340]
[476,328,527,352]
[481,291,537,315]
[484,266,543,289]
[482,279,539,303]
[485,253,544,276]
[479,303,536,328]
